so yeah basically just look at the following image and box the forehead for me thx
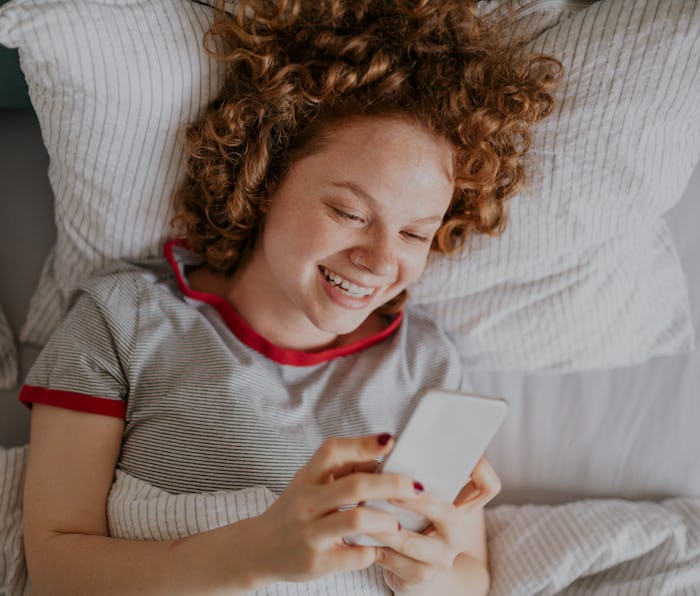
[305,114,454,175]
[293,116,455,206]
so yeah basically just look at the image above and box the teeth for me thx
[320,266,375,298]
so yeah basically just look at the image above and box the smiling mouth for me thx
[319,266,376,298]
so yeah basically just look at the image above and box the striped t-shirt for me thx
[20,240,464,495]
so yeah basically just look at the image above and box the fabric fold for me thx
[0,306,18,390]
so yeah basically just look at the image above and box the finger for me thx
[388,493,457,539]
[375,545,438,586]
[329,459,381,482]
[308,505,401,548]
[303,434,394,483]
[471,458,501,496]
[315,472,421,514]
[454,458,501,509]
[323,543,379,575]
[373,524,447,568]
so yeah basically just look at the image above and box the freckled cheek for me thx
[308,227,341,256]
[266,209,325,250]
[288,228,341,268]
[308,221,357,255]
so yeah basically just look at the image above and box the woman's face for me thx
[240,115,454,345]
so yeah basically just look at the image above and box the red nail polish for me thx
[377,433,392,446]
[413,481,424,493]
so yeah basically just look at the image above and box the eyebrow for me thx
[330,181,445,225]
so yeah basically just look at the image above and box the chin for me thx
[312,310,368,337]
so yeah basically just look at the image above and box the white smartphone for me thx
[344,388,508,547]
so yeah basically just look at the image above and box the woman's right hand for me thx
[248,433,421,585]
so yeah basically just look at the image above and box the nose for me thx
[353,228,398,278]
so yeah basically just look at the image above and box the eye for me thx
[401,230,430,243]
[330,205,366,224]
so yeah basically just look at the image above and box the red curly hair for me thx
[173,0,562,311]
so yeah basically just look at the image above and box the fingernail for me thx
[377,433,392,446]
[413,481,424,493]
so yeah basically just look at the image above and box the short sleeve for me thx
[19,273,140,419]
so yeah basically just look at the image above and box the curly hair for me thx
[173,0,562,311]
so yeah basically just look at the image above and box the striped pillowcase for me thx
[0,0,225,351]
[0,0,696,375]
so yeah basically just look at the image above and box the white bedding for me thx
[2,445,699,595]
[488,497,700,595]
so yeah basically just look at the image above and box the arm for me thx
[23,404,267,595]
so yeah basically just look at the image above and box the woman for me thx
[20,1,561,593]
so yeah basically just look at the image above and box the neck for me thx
[236,275,339,351]
[188,264,344,352]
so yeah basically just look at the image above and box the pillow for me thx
[0,306,16,390]
[414,0,699,369]
[0,0,226,350]
[414,1,700,372]
[0,0,696,372]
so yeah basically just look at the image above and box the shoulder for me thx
[69,256,175,312]
[59,257,183,357]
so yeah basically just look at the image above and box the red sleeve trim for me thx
[19,385,126,419]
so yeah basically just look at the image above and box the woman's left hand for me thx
[373,458,501,596]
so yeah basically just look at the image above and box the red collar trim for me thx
[164,239,403,366]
